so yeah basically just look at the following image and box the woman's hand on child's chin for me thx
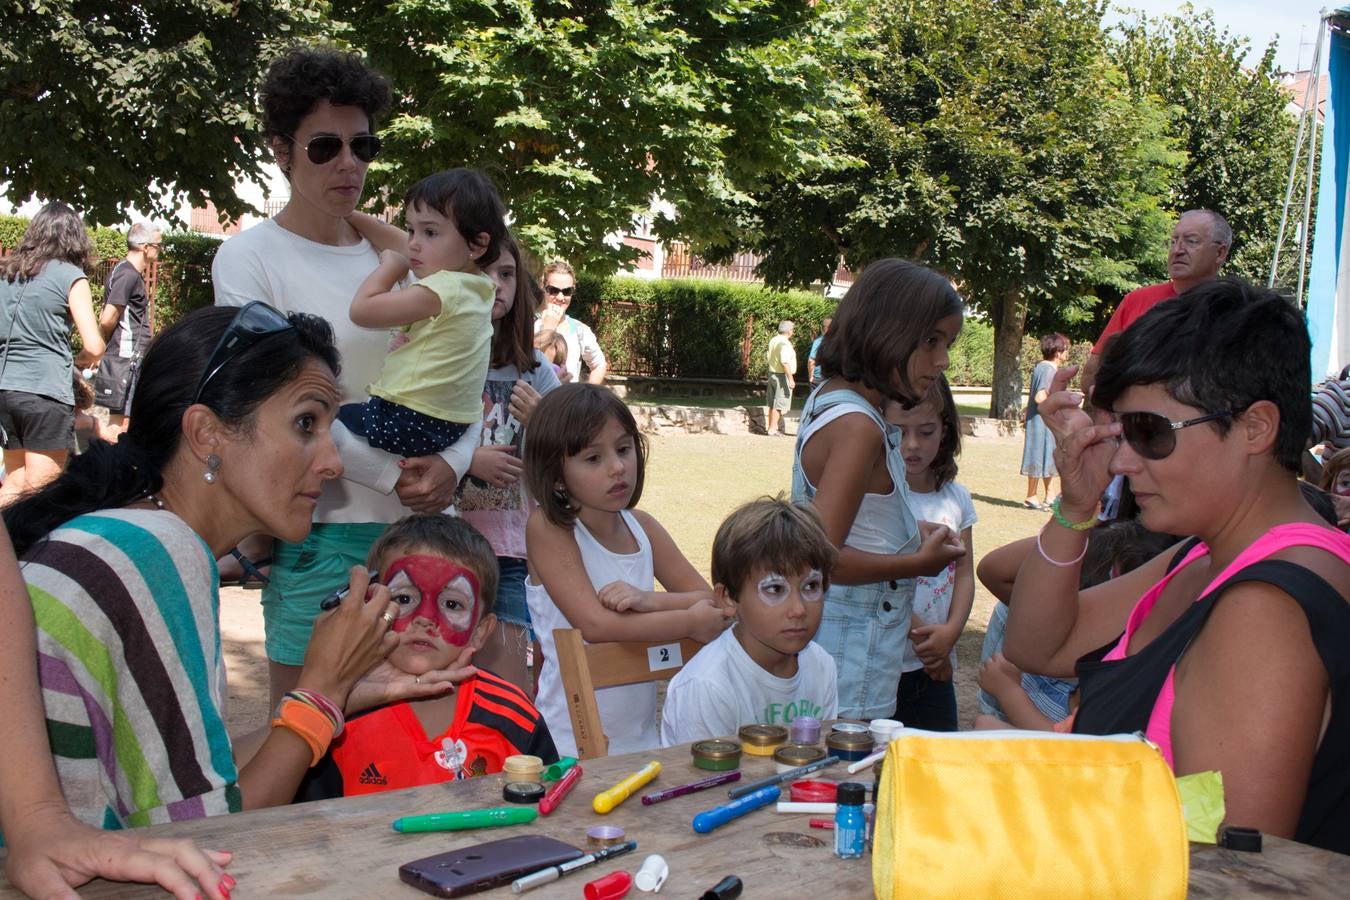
[345,647,479,715]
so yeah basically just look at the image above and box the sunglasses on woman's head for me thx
[1116,410,1234,460]
[287,133,381,165]
[544,285,576,297]
[193,302,296,405]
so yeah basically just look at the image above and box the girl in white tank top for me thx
[522,385,732,757]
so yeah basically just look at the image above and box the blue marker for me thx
[691,785,781,834]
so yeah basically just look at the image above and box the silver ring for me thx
[381,610,396,626]
[415,675,421,685]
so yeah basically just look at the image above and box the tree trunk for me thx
[989,287,1026,420]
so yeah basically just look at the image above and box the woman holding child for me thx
[0,304,467,898]
[1005,279,1350,851]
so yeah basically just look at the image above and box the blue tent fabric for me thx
[1308,15,1350,380]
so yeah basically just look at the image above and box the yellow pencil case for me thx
[872,729,1187,899]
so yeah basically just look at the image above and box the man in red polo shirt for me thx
[1081,209,1231,398]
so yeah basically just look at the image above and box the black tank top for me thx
[1073,541,1350,853]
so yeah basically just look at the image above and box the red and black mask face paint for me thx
[383,555,481,646]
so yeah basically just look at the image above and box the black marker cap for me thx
[700,875,743,900]
[1219,826,1262,852]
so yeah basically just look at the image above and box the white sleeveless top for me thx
[796,402,915,555]
[526,509,660,756]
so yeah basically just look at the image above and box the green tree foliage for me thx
[335,0,853,273]
[1109,6,1301,288]
[0,0,326,224]
[736,0,1180,417]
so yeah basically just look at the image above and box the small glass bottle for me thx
[834,782,866,859]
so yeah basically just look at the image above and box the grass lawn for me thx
[641,428,1045,727]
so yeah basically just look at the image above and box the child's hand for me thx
[977,652,1023,702]
[468,444,522,488]
[597,580,650,612]
[911,621,958,666]
[509,380,543,425]
[687,598,734,643]
[378,248,411,273]
[924,658,954,681]
[914,521,965,576]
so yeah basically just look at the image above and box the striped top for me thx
[23,508,240,829]
[1312,378,1350,452]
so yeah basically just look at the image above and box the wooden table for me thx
[1,741,1347,898]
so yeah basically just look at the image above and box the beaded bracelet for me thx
[1036,524,1089,568]
[284,689,345,739]
[271,699,335,766]
[1051,496,1098,532]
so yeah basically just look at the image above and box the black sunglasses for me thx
[287,133,382,165]
[544,285,576,298]
[193,302,296,405]
[1117,410,1234,460]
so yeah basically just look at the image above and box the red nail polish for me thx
[223,874,237,889]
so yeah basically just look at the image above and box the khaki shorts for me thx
[767,372,793,412]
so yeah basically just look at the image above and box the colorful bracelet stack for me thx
[271,689,344,766]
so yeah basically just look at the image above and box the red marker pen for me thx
[809,818,835,830]
[539,763,583,816]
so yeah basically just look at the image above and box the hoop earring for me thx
[552,484,570,508]
[203,454,221,484]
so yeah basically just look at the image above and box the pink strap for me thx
[1105,523,1350,766]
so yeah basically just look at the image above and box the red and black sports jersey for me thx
[296,670,558,801]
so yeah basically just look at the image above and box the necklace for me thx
[147,494,167,510]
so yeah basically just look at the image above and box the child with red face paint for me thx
[297,515,558,800]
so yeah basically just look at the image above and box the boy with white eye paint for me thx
[297,514,557,801]
[660,497,839,746]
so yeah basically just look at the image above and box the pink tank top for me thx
[1103,523,1350,766]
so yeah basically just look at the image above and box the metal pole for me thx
[1270,32,1321,286]
[1296,13,1330,306]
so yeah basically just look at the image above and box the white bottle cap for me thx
[635,853,669,892]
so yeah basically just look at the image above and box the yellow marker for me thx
[592,760,661,814]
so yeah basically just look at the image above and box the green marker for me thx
[391,806,537,833]
[542,756,578,782]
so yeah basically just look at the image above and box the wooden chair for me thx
[552,628,704,759]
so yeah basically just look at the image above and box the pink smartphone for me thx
[398,835,583,897]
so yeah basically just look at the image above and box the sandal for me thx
[1022,499,1041,510]
[223,548,271,589]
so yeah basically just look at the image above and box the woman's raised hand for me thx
[298,567,399,709]
[1038,366,1121,516]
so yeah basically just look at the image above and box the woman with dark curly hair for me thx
[212,47,483,709]
[0,202,106,501]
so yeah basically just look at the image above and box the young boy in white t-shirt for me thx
[660,497,838,745]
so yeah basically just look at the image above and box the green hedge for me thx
[569,276,835,380]
[154,232,222,327]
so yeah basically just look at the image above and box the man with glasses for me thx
[535,260,607,384]
[1080,209,1232,400]
[93,222,160,434]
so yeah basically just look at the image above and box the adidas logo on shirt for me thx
[358,763,388,786]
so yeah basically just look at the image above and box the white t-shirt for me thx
[535,314,605,383]
[900,480,977,673]
[526,510,660,756]
[212,219,478,524]
[659,627,838,746]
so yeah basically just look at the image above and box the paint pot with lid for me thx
[503,781,546,804]
[738,724,788,757]
[868,718,902,748]
[691,739,742,771]
[773,743,827,774]
[826,729,873,762]
[789,779,838,803]
[503,754,544,783]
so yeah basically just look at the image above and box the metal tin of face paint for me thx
[503,781,546,803]
[692,739,743,771]
[830,722,870,737]
[773,743,827,773]
[503,754,544,782]
[826,729,874,761]
[739,724,789,756]
[586,824,626,848]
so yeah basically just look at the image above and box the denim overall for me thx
[792,387,919,720]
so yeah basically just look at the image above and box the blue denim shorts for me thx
[812,578,915,720]
[492,556,534,640]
